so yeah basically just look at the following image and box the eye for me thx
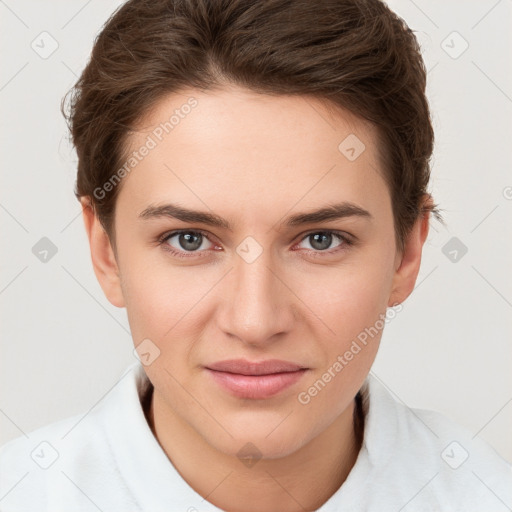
[159,230,217,258]
[295,231,352,254]
[157,229,353,259]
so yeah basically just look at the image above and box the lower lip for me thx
[206,368,307,399]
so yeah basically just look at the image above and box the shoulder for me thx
[0,412,94,511]
[410,405,511,510]
[363,375,512,511]
[0,364,144,511]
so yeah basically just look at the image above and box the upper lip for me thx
[205,359,307,376]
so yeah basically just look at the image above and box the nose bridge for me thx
[218,241,292,345]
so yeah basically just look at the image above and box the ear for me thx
[80,197,125,308]
[388,195,432,307]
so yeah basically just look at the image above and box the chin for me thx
[202,419,313,461]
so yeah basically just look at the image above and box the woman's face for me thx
[91,86,423,459]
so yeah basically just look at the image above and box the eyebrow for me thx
[138,202,372,230]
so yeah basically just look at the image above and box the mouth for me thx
[204,359,309,400]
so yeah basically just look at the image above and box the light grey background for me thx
[1,0,511,464]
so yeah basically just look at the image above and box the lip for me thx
[205,359,308,399]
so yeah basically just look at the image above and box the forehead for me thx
[132,85,379,159]
[116,86,389,223]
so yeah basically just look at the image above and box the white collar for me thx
[100,362,397,510]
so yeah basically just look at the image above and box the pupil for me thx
[311,233,331,251]
[180,232,202,251]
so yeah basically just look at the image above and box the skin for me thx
[81,85,431,512]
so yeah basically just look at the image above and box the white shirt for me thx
[1,362,511,511]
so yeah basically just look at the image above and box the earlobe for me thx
[80,197,125,308]
[388,196,432,307]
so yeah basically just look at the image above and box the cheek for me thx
[119,253,207,345]
[294,265,393,427]
[293,251,395,406]
[297,257,394,346]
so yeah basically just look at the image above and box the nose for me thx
[215,245,296,348]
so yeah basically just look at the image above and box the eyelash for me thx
[157,229,354,259]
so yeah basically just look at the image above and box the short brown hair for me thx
[63,0,441,253]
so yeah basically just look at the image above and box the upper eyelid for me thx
[160,228,213,241]
[295,231,352,251]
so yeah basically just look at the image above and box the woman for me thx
[1,0,510,510]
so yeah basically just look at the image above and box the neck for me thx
[146,388,364,512]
